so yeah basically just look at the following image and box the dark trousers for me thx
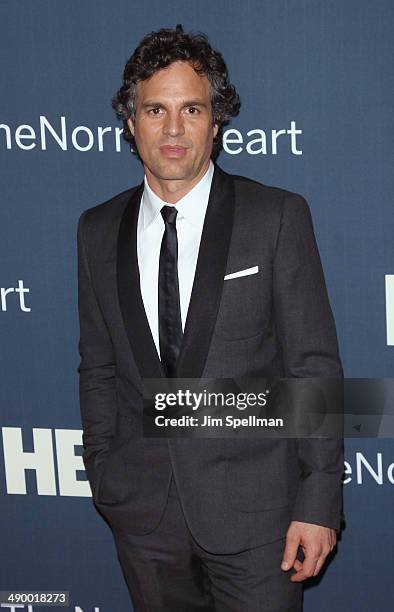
[112,473,303,611]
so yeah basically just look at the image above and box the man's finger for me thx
[312,552,330,577]
[281,533,300,571]
[290,549,320,582]
[329,531,337,550]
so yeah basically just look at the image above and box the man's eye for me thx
[186,106,199,114]
[149,107,162,115]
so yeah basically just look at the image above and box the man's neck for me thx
[144,160,211,204]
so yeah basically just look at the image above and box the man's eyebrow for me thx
[140,100,162,108]
[141,99,208,109]
[181,100,208,108]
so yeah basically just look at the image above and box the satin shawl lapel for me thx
[117,182,165,379]
[116,164,235,381]
[175,165,235,378]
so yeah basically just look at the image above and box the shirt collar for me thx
[141,159,214,232]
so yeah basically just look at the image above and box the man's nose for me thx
[162,111,185,137]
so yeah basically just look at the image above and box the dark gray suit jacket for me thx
[77,162,344,554]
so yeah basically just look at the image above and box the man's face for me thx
[127,61,219,184]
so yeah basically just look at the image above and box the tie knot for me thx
[161,205,178,225]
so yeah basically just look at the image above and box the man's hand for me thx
[281,521,336,582]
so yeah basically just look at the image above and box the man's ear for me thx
[213,123,219,139]
[127,117,135,136]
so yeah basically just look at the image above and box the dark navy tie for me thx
[158,205,183,377]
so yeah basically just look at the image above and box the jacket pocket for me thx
[214,269,269,340]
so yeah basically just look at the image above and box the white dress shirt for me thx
[137,160,214,359]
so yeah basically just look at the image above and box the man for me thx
[77,25,343,611]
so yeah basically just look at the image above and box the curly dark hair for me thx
[112,24,241,159]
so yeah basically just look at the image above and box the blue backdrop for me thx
[1,1,393,610]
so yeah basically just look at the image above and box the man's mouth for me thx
[159,145,188,158]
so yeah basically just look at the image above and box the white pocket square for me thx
[224,265,259,280]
